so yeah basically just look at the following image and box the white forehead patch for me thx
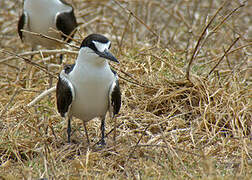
[92,41,111,52]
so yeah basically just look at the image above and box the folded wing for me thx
[56,64,75,117]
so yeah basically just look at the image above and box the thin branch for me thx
[118,13,132,54]
[141,53,185,77]
[0,88,20,119]
[200,42,252,67]
[1,49,57,78]
[199,2,246,58]
[212,3,246,33]
[127,124,151,160]
[207,37,240,77]
[111,65,158,90]
[26,86,57,107]
[0,49,78,64]
[113,0,159,38]
[21,30,79,49]
[186,0,229,81]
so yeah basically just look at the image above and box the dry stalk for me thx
[212,3,246,33]
[111,65,157,89]
[21,29,79,49]
[207,37,240,77]
[186,0,229,81]
[118,13,132,54]
[112,0,159,38]
[0,49,78,64]
[26,86,57,107]
[0,88,20,119]
[202,42,252,66]
[1,49,57,78]
[128,124,151,160]
[141,53,185,77]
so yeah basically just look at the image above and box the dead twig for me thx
[0,88,20,119]
[199,2,246,60]
[0,49,78,64]
[111,65,158,90]
[26,86,57,107]
[127,124,151,160]
[186,0,229,81]
[113,0,159,39]
[207,37,240,77]
[1,49,57,78]
[21,29,79,49]
[201,42,252,67]
[212,3,246,33]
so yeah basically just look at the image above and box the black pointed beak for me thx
[97,49,119,64]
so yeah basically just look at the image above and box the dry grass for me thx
[0,0,252,179]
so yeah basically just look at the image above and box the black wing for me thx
[56,8,77,43]
[109,70,121,116]
[17,12,27,41]
[56,65,75,117]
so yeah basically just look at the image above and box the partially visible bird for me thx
[56,34,121,145]
[18,0,77,59]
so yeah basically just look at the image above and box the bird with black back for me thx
[18,0,78,62]
[56,34,121,146]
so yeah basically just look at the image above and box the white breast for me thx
[68,59,115,122]
[23,0,72,48]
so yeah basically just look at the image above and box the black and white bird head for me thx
[78,34,119,65]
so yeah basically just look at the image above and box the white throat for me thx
[75,47,108,68]
[67,47,115,121]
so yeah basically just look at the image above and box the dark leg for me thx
[30,54,34,60]
[31,47,35,60]
[67,116,72,143]
[100,117,106,146]
[113,115,116,143]
[83,122,90,145]
[59,54,63,64]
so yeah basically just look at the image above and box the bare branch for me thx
[186,0,229,81]
[207,37,240,77]
[27,86,56,107]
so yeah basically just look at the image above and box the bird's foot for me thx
[97,139,106,148]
